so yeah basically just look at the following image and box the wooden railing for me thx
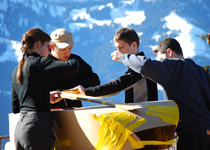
[0,136,9,150]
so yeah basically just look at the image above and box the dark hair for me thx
[155,38,183,56]
[17,28,51,84]
[114,28,140,48]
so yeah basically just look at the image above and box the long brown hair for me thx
[17,28,51,84]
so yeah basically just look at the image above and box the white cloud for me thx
[98,5,105,11]
[11,41,22,62]
[160,12,207,58]
[71,9,90,21]
[68,3,146,31]
[137,32,143,36]
[68,7,112,31]
[121,0,135,5]
[106,3,114,8]
[162,12,193,33]
[152,32,161,42]
[0,38,21,62]
[113,11,146,27]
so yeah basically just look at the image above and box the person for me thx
[11,28,80,150]
[111,37,210,150]
[74,27,157,103]
[49,28,100,108]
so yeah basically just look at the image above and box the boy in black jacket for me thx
[75,28,157,103]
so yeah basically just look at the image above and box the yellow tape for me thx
[56,139,71,147]
[127,135,174,149]
[115,118,146,150]
[92,104,178,150]
[102,100,115,105]
[146,105,179,126]
[92,112,146,150]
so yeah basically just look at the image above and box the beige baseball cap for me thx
[50,28,74,48]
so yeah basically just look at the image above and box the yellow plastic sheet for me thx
[92,103,179,150]
[146,105,179,126]
[92,112,145,150]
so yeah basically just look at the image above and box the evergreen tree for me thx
[203,65,210,75]
[196,33,210,45]
[196,33,210,74]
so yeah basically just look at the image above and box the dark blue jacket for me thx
[120,54,210,135]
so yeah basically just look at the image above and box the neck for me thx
[173,53,184,59]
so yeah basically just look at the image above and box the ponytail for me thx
[16,28,51,85]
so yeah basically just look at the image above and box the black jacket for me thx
[49,54,100,108]
[11,52,79,113]
[85,52,158,103]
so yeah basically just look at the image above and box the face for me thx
[38,42,51,57]
[52,45,73,61]
[114,40,138,54]
[156,50,170,60]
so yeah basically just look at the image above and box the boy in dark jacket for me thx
[75,28,157,103]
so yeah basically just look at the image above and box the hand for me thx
[50,91,63,104]
[72,85,86,95]
[111,50,123,61]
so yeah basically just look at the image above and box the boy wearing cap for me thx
[49,28,100,108]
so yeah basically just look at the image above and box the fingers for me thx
[50,96,63,104]
[73,85,86,95]
[111,51,122,61]
[50,91,62,104]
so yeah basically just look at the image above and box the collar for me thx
[136,51,145,56]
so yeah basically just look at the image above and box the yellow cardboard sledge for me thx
[5,100,179,150]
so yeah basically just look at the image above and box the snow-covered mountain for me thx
[0,0,210,139]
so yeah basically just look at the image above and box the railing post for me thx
[0,136,9,150]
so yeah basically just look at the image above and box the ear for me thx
[166,48,173,57]
[36,40,42,49]
[131,41,138,49]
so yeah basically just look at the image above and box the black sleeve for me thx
[84,69,143,97]
[72,54,100,87]
[11,85,20,113]
[41,56,80,76]
[11,68,20,113]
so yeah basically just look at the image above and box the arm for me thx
[40,56,80,75]
[111,51,175,86]
[71,54,100,87]
[83,70,143,97]
[11,84,20,113]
